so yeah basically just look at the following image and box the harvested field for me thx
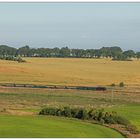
[0,58,140,86]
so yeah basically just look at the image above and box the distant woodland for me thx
[0,45,140,61]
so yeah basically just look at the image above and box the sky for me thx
[0,3,140,51]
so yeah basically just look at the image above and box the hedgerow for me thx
[39,107,128,125]
[39,107,139,135]
[0,56,26,63]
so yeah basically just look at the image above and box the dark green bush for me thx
[39,107,131,126]
[62,107,72,117]
[88,109,95,120]
[56,108,63,116]
[76,109,88,120]
[71,108,81,118]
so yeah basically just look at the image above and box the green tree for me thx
[59,47,70,57]
[18,45,30,57]
[123,50,135,58]
[136,52,140,59]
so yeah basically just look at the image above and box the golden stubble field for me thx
[0,58,140,86]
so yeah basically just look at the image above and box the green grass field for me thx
[107,104,140,130]
[0,115,124,138]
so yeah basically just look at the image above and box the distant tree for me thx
[52,47,60,57]
[0,45,17,56]
[123,50,135,58]
[59,47,70,57]
[0,44,140,60]
[112,53,129,61]
[100,46,122,58]
[29,48,38,57]
[94,49,101,58]
[110,46,123,58]
[18,45,30,57]
[136,52,140,59]
[71,49,85,58]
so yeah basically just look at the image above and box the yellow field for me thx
[0,58,140,86]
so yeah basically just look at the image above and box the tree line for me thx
[0,45,140,60]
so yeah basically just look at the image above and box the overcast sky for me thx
[0,3,140,51]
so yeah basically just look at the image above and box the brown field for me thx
[0,58,140,86]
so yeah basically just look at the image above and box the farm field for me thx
[0,58,140,86]
[0,58,140,137]
[0,115,124,138]
[0,85,140,132]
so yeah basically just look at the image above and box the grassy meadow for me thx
[0,58,140,137]
[0,115,124,138]
[0,86,140,131]
[0,58,140,86]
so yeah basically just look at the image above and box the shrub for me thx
[112,115,130,125]
[71,108,81,118]
[104,112,116,124]
[97,109,105,121]
[17,57,26,63]
[93,110,101,121]
[110,83,116,87]
[81,109,89,120]
[88,109,95,120]
[88,109,105,121]
[39,108,45,115]
[76,109,83,119]
[0,55,26,63]
[39,107,58,116]
[75,109,88,120]
[119,82,124,87]
[56,108,63,116]
[39,107,131,126]
[62,107,72,117]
